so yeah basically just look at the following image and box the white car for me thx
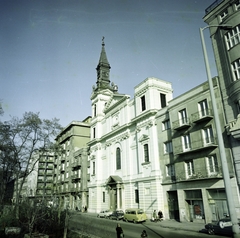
[97,210,112,218]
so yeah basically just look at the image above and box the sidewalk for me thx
[147,219,205,233]
[79,211,206,233]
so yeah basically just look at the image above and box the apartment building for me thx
[203,0,240,191]
[53,118,90,210]
[36,152,55,198]
[156,77,240,224]
[14,152,54,202]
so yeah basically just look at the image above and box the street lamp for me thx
[200,25,240,237]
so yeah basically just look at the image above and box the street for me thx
[68,212,228,238]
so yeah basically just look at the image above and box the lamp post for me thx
[200,25,240,237]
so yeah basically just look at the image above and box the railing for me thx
[172,117,191,130]
[205,0,224,15]
[164,166,223,183]
[174,136,217,154]
[191,109,213,122]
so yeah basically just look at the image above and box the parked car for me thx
[97,210,112,218]
[109,210,124,220]
[124,208,147,223]
[205,218,240,236]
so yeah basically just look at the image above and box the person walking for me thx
[141,230,148,237]
[116,223,124,238]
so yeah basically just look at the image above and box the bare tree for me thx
[0,112,62,218]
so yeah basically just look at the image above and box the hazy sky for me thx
[0,0,217,127]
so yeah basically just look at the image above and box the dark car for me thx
[205,218,240,236]
[109,210,124,220]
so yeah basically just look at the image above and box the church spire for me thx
[98,37,110,66]
[95,37,111,91]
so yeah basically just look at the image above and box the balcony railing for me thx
[205,0,224,15]
[163,166,223,183]
[174,137,218,155]
[172,117,191,130]
[192,109,213,123]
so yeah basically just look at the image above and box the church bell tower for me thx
[95,37,111,91]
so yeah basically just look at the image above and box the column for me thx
[117,184,120,209]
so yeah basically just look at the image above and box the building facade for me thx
[203,0,240,192]
[156,77,240,224]
[53,118,90,210]
[87,39,173,218]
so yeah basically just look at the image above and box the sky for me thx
[0,0,217,128]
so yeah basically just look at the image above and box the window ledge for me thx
[141,161,151,166]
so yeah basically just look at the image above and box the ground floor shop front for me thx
[163,179,240,224]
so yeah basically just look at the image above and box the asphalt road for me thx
[68,213,227,238]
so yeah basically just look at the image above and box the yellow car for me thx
[123,208,147,223]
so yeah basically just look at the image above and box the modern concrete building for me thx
[87,39,173,218]
[156,77,240,224]
[36,152,55,198]
[14,151,55,202]
[203,0,240,192]
[53,118,90,210]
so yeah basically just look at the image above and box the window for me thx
[141,95,146,111]
[225,25,240,49]
[94,104,97,117]
[116,147,121,170]
[135,189,139,203]
[144,144,149,162]
[198,99,209,117]
[179,109,188,125]
[93,127,96,138]
[103,191,105,203]
[232,58,240,81]
[92,161,95,175]
[160,93,167,108]
[203,126,214,145]
[162,120,170,130]
[182,134,191,151]
[164,141,173,154]
[207,155,219,175]
[219,9,228,22]
[166,164,175,177]
[185,160,194,177]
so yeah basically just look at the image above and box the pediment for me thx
[106,175,123,185]
[138,134,149,142]
[104,94,128,112]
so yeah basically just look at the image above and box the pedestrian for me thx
[116,223,124,238]
[141,230,148,237]
[158,210,163,221]
[152,210,157,222]
[85,205,87,212]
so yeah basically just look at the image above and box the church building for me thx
[87,38,173,217]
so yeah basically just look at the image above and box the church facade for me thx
[87,39,173,217]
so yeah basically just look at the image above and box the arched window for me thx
[116,147,121,170]
[144,144,149,162]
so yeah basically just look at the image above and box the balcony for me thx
[175,137,218,155]
[192,109,213,123]
[172,118,191,130]
[46,165,54,170]
[205,0,224,15]
[72,159,81,168]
